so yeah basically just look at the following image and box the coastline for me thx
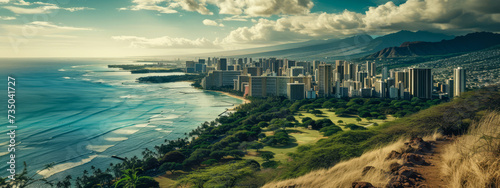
[208,90,250,110]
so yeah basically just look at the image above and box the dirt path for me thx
[413,139,452,188]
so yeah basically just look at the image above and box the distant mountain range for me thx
[190,30,455,60]
[364,32,500,59]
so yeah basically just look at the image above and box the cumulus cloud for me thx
[112,35,219,48]
[120,0,212,15]
[202,19,224,27]
[170,0,212,15]
[121,0,313,17]
[222,0,500,44]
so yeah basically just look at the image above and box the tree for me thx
[261,152,275,161]
[356,117,362,123]
[337,120,344,125]
[159,162,183,174]
[114,167,158,188]
[1,162,54,188]
[249,142,264,152]
[366,117,373,122]
[176,161,256,188]
[378,115,387,120]
[311,109,323,116]
[335,108,348,117]
[286,115,296,122]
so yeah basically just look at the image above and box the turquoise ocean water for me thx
[0,58,242,182]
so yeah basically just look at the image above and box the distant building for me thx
[289,66,305,77]
[318,64,333,97]
[389,86,399,99]
[382,67,389,80]
[446,79,454,98]
[217,58,227,71]
[306,88,317,99]
[186,61,196,73]
[248,76,312,97]
[409,68,433,99]
[395,70,409,90]
[454,67,466,97]
[287,82,305,100]
[366,61,376,77]
[243,67,262,76]
[202,70,241,89]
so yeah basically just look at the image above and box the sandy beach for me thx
[209,90,250,110]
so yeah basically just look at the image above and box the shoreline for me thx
[208,90,250,110]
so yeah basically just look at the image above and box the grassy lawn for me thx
[295,108,395,129]
[244,127,326,164]
[153,170,189,188]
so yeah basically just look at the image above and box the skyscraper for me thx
[446,79,454,98]
[453,67,466,97]
[217,58,227,71]
[366,61,376,77]
[409,68,433,99]
[382,67,388,80]
[318,64,333,97]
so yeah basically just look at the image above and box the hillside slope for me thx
[365,32,500,59]
[262,86,500,187]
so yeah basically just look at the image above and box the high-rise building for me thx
[375,80,387,98]
[318,64,333,97]
[287,82,305,101]
[341,61,355,81]
[395,71,409,90]
[289,66,305,76]
[217,58,227,71]
[409,68,433,99]
[312,60,320,71]
[366,61,376,77]
[382,67,389,80]
[453,67,466,97]
[446,79,454,98]
[243,67,262,76]
[201,70,241,89]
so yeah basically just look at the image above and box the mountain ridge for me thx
[364,32,500,59]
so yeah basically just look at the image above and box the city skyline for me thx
[0,0,499,57]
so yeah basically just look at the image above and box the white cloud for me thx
[223,15,251,21]
[203,19,224,27]
[121,0,314,17]
[170,0,212,15]
[27,21,92,31]
[0,16,16,20]
[3,3,94,14]
[221,0,500,44]
[120,0,178,14]
[120,0,212,14]
[112,35,219,48]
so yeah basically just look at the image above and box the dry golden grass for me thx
[262,132,444,188]
[262,141,404,188]
[441,111,500,188]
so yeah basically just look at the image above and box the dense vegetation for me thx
[131,68,184,74]
[3,86,498,187]
[137,74,206,84]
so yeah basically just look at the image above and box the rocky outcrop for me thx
[352,182,376,188]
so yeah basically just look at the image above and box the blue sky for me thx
[0,0,499,57]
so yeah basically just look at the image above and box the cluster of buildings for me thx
[188,57,466,101]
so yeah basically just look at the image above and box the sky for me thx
[0,0,499,57]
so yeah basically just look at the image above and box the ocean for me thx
[0,58,242,182]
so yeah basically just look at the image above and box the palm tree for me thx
[114,167,150,188]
